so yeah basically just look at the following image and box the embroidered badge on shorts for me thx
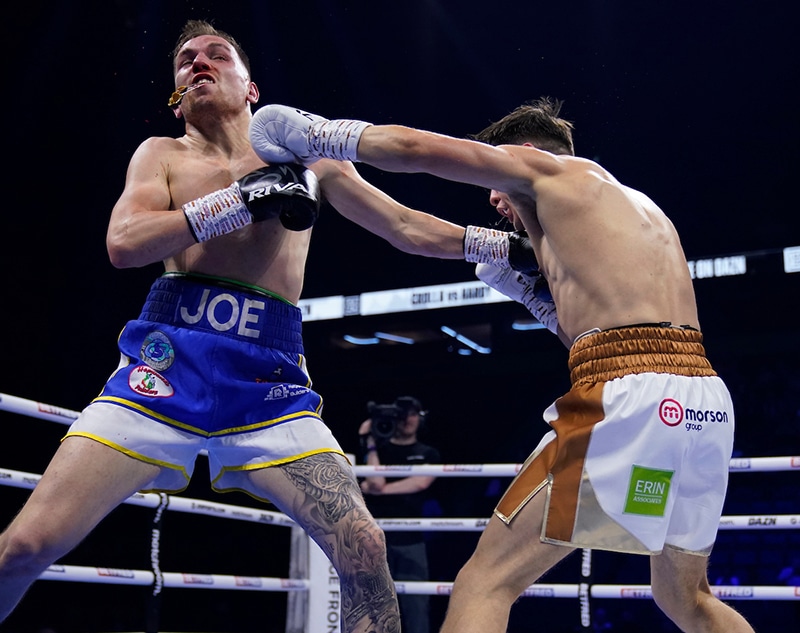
[263,384,311,401]
[140,330,175,371]
[128,365,174,398]
[624,465,673,517]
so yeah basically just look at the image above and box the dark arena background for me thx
[2,1,798,632]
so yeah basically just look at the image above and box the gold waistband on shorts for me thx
[568,326,716,387]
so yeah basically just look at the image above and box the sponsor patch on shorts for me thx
[140,330,175,371]
[263,384,311,401]
[624,465,673,517]
[128,365,174,398]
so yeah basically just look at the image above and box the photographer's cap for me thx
[394,396,423,413]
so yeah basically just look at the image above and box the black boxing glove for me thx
[507,230,539,274]
[182,163,321,241]
[463,226,539,275]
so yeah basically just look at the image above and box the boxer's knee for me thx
[0,523,60,577]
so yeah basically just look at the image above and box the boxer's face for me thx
[489,190,524,231]
[172,35,256,117]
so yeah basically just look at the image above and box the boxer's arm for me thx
[311,160,540,267]
[311,159,467,259]
[250,104,562,197]
[182,164,321,241]
[107,137,198,269]
[356,124,561,196]
[369,475,436,496]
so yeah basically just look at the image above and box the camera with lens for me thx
[366,400,405,444]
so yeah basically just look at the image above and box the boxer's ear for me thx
[247,81,259,105]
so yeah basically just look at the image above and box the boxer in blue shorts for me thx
[252,100,755,631]
[67,272,345,496]
[0,21,535,631]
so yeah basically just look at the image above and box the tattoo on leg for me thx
[342,571,401,633]
[280,453,360,523]
[280,454,400,632]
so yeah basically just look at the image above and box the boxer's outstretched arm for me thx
[249,104,565,202]
[311,159,539,273]
[310,158,466,259]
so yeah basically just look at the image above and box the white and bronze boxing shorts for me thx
[495,325,734,555]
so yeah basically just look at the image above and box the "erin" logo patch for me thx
[624,465,673,517]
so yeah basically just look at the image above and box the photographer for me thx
[358,397,441,633]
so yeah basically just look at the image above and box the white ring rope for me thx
[590,585,800,601]
[374,516,800,531]
[25,565,800,601]
[2,466,797,532]
[1,391,798,619]
[40,563,309,591]
[0,467,295,526]
[0,392,80,425]
[2,392,797,475]
[353,457,800,474]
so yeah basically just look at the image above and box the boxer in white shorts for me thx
[252,98,757,630]
[495,324,735,555]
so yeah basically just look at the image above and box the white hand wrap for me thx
[475,263,559,335]
[463,225,511,267]
[182,184,252,242]
[307,119,372,161]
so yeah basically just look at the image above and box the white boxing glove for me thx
[249,104,372,165]
[475,263,559,335]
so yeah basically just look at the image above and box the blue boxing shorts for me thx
[495,325,734,556]
[65,272,345,496]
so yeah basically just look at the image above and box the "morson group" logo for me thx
[658,398,729,432]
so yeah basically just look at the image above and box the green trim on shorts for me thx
[162,271,295,306]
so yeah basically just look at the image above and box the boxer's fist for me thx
[249,105,326,164]
[239,164,321,231]
[463,226,539,274]
[250,104,372,164]
[507,230,539,275]
[182,164,321,241]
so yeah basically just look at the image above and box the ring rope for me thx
[33,565,800,601]
[0,467,295,525]
[146,493,169,633]
[2,392,797,475]
[1,389,798,632]
[1,468,795,532]
[353,458,800,475]
[40,563,309,592]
